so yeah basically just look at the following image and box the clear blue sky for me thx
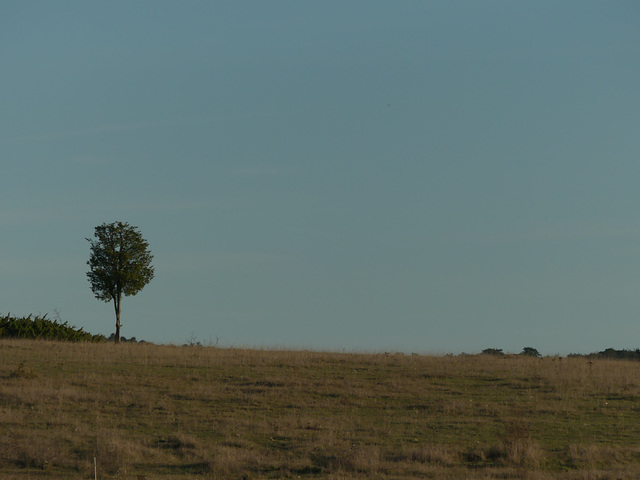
[2,1,640,355]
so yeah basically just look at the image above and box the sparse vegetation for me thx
[3,340,640,479]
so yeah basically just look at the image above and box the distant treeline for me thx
[481,347,541,357]
[569,348,640,361]
[481,346,640,361]
[0,314,106,342]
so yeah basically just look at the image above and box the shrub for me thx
[520,347,541,357]
[0,314,105,342]
[481,348,504,356]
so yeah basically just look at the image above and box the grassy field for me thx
[2,340,640,479]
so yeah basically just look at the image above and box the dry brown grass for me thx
[2,340,640,478]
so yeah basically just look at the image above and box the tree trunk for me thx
[113,295,121,344]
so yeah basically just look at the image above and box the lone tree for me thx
[86,221,154,343]
[520,347,541,357]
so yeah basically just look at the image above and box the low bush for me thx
[0,314,105,342]
[481,348,504,356]
[520,347,541,357]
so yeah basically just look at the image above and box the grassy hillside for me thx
[2,340,640,479]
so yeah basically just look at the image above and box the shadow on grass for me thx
[135,461,213,475]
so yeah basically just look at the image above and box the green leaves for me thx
[86,221,155,303]
[0,314,105,342]
[87,221,154,341]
